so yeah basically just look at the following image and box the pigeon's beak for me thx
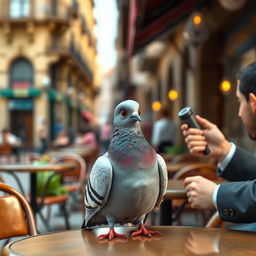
[131,112,141,122]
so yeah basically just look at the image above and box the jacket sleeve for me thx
[218,146,256,181]
[217,180,256,222]
[216,146,256,222]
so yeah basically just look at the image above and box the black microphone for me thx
[178,107,210,155]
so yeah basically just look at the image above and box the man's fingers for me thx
[181,124,189,130]
[183,128,203,137]
[196,115,213,129]
[184,177,198,189]
[185,134,206,143]
[190,146,207,155]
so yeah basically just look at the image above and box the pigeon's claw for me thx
[131,224,162,237]
[98,227,128,240]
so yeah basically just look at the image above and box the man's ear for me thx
[249,93,256,113]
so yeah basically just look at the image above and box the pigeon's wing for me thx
[155,154,168,207]
[83,153,113,227]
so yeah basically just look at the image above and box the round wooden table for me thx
[0,163,76,213]
[2,226,256,256]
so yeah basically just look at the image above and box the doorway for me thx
[10,110,33,149]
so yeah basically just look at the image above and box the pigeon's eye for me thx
[120,109,128,118]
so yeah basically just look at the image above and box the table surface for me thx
[3,226,256,256]
[0,163,76,173]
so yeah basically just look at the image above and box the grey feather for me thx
[156,154,168,206]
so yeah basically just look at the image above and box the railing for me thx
[47,39,93,83]
[0,0,70,21]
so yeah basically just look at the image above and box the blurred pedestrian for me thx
[53,130,70,149]
[74,127,97,149]
[54,118,64,138]
[151,106,177,153]
[0,128,22,161]
[37,118,48,154]
[99,121,112,154]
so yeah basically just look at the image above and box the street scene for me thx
[1,0,256,255]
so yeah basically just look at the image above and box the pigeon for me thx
[82,100,168,240]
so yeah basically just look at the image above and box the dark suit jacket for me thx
[217,146,256,222]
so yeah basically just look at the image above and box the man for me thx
[0,128,22,161]
[37,118,48,154]
[152,107,177,153]
[181,61,256,223]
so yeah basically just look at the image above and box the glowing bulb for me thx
[220,80,231,92]
[168,90,178,101]
[193,15,201,25]
[152,101,162,111]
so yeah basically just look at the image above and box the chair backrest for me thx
[173,162,221,181]
[25,152,42,163]
[0,144,12,155]
[205,211,226,228]
[0,183,37,239]
[51,152,87,192]
[171,153,201,164]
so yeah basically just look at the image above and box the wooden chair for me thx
[205,211,226,228]
[25,152,70,231]
[172,162,223,225]
[170,152,201,164]
[0,183,37,241]
[0,144,13,163]
[50,152,87,215]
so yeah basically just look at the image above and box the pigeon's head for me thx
[113,100,141,129]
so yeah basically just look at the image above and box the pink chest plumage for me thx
[109,145,157,170]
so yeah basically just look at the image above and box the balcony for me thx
[47,39,93,84]
[0,0,70,28]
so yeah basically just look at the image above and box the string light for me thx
[220,80,231,93]
[193,15,202,26]
[152,101,162,111]
[168,90,178,101]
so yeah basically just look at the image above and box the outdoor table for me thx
[0,163,76,214]
[160,179,187,225]
[3,226,256,256]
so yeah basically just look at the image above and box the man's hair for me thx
[238,61,256,101]
[160,107,169,117]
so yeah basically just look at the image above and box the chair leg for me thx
[38,210,52,232]
[3,238,10,246]
[60,202,70,230]
[46,205,52,220]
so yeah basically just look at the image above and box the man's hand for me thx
[184,176,217,209]
[181,115,231,162]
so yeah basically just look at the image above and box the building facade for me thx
[0,0,97,148]
[117,0,256,149]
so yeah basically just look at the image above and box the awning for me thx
[128,0,197,55]
[48,89,65,102]
[0,88,41,98]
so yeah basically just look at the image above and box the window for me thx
[9,0,30,18]
[10,58,34,89]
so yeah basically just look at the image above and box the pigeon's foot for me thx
[131,224,161,237]
[98,227,128,240]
